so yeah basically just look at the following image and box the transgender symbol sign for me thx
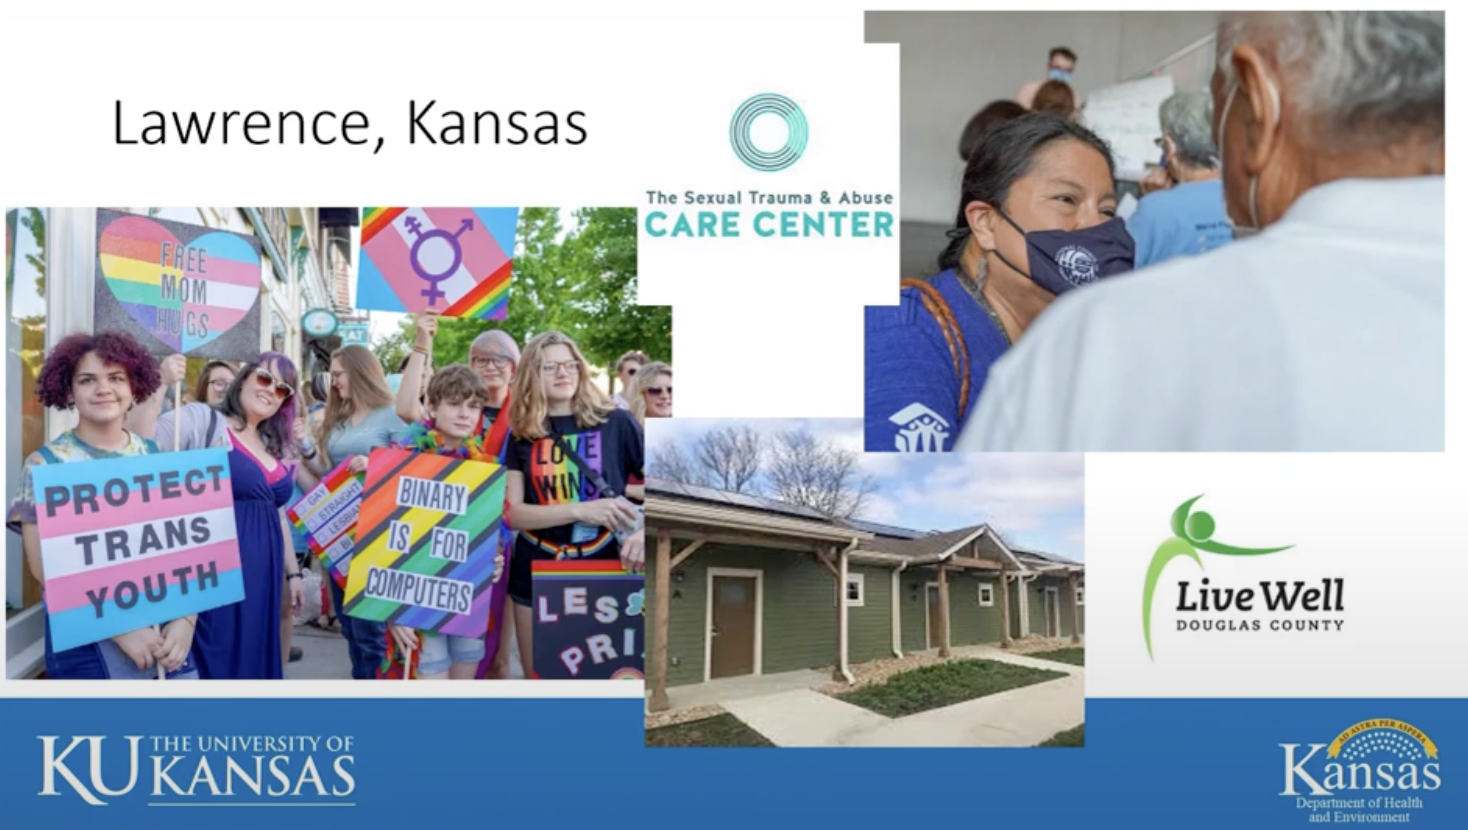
[356,207,520,319]
[93,209,264,361]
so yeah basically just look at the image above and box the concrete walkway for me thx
[663,668,830,710]
[703,647,1084,748]
[724,690,890,747]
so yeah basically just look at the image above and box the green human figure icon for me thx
[1142,495,1292,660]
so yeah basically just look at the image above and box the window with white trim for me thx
[1077,585,1085,605]
[844,574,865,607]
[978,582,995,607]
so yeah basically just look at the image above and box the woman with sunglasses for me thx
[299,344,404,679]
[628,361,672,424]
[505,332,647,676]
[143,353,307,679]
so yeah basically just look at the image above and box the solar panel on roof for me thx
[841,518,925,539]
[721,492,767,510]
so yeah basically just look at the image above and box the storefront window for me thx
[6,208,47,616]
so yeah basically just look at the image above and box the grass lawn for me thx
[836,659,1067,718]
[1029,647,1085,666]
[646,714,774,748]
[1040,724,1085,747]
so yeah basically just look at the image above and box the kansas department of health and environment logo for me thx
[1282,719,1440,822]
[729,93,808,172]
[1141,495,1348,660]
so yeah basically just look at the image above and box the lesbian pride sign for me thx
[94,209,264,361]
[287,460,364,588]
[532,561,644,680]
[357,207,518,320]
[32,449,245,652]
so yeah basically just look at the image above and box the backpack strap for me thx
[900,278,973,422]
[204,407,221,448]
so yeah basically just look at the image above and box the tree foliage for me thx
[401,207,672,373]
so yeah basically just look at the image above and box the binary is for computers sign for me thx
[533,561,644,680]
[31,449,244,651]
[343,448,506,637]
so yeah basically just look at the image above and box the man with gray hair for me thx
[957,11,1444,451]
[1127,91,1233,268]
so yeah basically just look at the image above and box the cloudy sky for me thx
[647,418,1086,561]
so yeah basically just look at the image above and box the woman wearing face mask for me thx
[865,112,1133,452]
[147,353,307,679]
[7,332,199,679]
[504,332,646,677]
[299,344,404,679]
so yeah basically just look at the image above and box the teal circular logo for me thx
[302,308,339,339]
[730,93,808,172]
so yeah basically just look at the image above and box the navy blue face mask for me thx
[991,209,1136,295]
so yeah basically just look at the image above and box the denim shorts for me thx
[417,632,486,674]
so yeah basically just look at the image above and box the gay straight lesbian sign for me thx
[343,448,506,637]
[31,448,244,651]
[287,459,363,588]
[533,561,644,680]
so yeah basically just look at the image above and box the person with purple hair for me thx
[7,331,199,679]
[141,351,306,679]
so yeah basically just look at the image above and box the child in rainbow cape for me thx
[376,365,508,679]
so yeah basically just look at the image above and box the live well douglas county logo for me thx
[1142,496,1347,660]
[643,93,895,240]
[38,733,356,807]
[1283,720,1441,824]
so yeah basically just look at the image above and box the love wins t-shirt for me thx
[509,408,643,559]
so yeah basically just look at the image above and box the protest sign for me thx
[343,448,506,637]
[286,460,364,587]
[32,448,244,652]
[94,209,264,361]
[356,207,519,319]
[532,561,644,680]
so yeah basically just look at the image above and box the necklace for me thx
[956,261,1014,346]
[398,419,495,463]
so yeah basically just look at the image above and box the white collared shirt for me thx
[956,177,1445,451]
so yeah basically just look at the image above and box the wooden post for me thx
[1069,571,1082,644]
[937,565,951,658]
[834,545,849,682]
[648,528,672,712]
[998,566,1011,649]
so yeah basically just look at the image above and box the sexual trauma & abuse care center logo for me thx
[643,92,895,240]
[1282,719,1441,824]
[37,732,357,807]
[1142,496,1347,660]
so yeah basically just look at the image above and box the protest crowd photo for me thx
[5,206,666,681]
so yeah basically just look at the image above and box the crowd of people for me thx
[869,10,1444,452]
[9,315,673,681]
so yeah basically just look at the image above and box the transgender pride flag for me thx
[357,207,519,319]
[32,449,245,652]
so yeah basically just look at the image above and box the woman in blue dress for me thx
[151,352,305,679]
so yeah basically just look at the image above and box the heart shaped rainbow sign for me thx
[94,210,264,360]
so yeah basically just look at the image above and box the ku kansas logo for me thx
[1055,245,1100,286]
[890,403,950,453]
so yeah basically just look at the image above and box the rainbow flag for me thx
[32,449,245,652]
[357,207,518,319]
[531,560,644,681]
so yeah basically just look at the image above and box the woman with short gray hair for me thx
[1127,90,1233,268]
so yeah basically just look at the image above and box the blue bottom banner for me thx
[1,697,1462,829]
